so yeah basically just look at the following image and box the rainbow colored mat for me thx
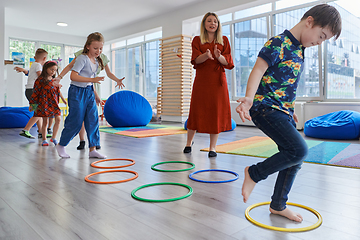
[99,124,187,138]
[201,136,360,168]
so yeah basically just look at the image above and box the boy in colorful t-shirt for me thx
[236,4,342,222]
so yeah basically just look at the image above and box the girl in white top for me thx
[57,49,124,150]
[56,32,123,158]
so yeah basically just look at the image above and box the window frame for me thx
[229,12,271,100]
[110,35,161,100]
[9,37,82,71]
[270,2,325,102]
[223,0,356,102]
[9,38,36,69]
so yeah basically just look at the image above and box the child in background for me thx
[15,48,53,139]
[56,47,124,150]
[236,4,341,222]
[15,67,55,136]
[56,32,123,158]
[29,61,66,146]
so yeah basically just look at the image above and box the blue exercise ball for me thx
[232,118,237,130]
[225,119,237,132]
[104,90,152,127]
[184,119,188,130]
[304,110,360,140]
[184,118,236,131]
[0,106,33,128]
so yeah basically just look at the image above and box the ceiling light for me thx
[57,22,68,27]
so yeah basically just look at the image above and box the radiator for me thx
[231,101,306,130]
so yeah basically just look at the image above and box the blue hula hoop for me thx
[189,169,239,183]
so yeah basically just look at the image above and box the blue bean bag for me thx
[0,106,33,128]
[304,110,360,140]
[104,90,152,127]
[184,118,237,132]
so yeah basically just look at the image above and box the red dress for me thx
[187,36,234,134]
[29,77,61,117]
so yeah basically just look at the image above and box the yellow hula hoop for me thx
[245,201,323,232]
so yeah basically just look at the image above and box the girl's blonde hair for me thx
[200,12,223,45]
[82,32,105,70]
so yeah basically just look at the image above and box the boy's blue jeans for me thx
[249,105,308,211]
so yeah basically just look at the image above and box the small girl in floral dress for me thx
[30,61,66,146]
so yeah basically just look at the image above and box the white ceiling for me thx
[3,0,205,37]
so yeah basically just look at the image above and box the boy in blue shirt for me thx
[236,4,341,222]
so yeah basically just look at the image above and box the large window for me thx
[64,46,82,65]
[144,40,160,98]
[40,43,62,62]
[113,48,127,88]
[234,17,268,97]
[222,24,232,99]
[9,39,36,68]
[127,46,142,93]
[215,0,360,102]
[326,1,360,100]
[9,39,81,71]
[111,31,161,98]
[274,7,322,99]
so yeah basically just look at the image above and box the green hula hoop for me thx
[131,182,193,202]
[151,161,195,172]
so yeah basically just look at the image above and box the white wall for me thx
[0,7,5,106]
[232,101,360,132]
[231,101,307,130]
[103,0,259,41]
[4,64,27,106]
[4,26,84,58]
[99,44,112,100]
[304,102,360,122]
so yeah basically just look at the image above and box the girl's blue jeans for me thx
[249,105,308,211]
[59,85,100,148]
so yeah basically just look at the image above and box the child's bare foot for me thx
[242,166,256,203]
[269,207,303,222]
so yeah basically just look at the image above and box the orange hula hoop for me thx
[85,169,138,184]
[90,158,135,169]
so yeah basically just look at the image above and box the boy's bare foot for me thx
[242,166,256,203]
[269,207,303,222]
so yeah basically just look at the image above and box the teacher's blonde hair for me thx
[200,12,223,45]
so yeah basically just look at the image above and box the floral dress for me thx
[252,30,305,116]
[29,77,61,117]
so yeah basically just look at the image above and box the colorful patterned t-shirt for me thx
[252,30,305,116]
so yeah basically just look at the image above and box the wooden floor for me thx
[1,120,360,240]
